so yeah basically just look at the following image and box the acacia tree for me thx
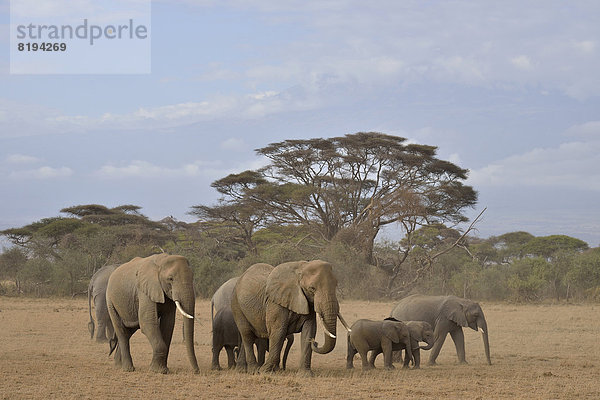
[189,170,270,255]
[196,132,478,262]
[0,204,174,295]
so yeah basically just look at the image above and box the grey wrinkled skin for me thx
[231,260,340,376]
[384,320,435,369]
[106,253,199,374]
[87,264,118,342]
[346,319,413,370]
[391,294,491,366]
[211,277,293,371]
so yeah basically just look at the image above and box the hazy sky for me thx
[1,1,599,246]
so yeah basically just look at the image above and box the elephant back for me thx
[91,264,119,299]
[390,294,445,327]
[212,277,239,313]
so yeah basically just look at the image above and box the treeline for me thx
[0,206,597,302]
[1,132,598,301]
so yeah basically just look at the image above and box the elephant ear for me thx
[136,259,165,303]
[408,323,423,341]
[441,297,468,327]
[266,262,309,315]
[382,321,401,343]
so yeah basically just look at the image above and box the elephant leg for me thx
[108,305,136,372]
[368,349,381,368]
[261,332,286,373]
[140,309,171,374]
[236,341,247,370]
[299,318,316,375]
[115,327,136,371]
[428,329,448,365]
[225,346,236,369]
[212,343,223,370]
[381,340,395,370]
[236,322,259,373]
[358,347,373,370]
[95,300,108,342]
[449,327,467,364]
[346,339,357,369]
[408,348,421,369]
[282,335,294,371]
[256,338,268,368]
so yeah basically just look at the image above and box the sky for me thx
[1,0,599,247]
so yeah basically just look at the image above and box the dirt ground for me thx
[1,297,599,399]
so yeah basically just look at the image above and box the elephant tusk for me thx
[478,327,485,334]
[175,301,194,319]
[316,312,336,339]
[337,312,352,333]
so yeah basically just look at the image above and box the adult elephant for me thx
[106,253,199,373]
[211,277,293,370]
[390,294,491,365]
[87,264,118,342]
[231,260,351,375]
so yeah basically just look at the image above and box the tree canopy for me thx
[194,132,478,261]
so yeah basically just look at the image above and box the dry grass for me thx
[1,297,599,399]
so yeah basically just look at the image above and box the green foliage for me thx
[522,235,589,259]
[507,258,549,301]
[565,248,600,300]
[1,201,598,303]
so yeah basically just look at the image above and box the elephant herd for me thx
[87,253,492,375]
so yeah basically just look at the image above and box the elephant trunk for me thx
[311,298,338,354]
[180,294,199,372]
[478,317,491,365]
[420,341,434,351]
[404,337,414,364]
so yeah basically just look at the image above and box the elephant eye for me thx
[308,286,316,293]
[167,276,174,282]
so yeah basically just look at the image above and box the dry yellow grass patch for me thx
[1,297,599,399]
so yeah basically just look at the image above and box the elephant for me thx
[370,319,434,369]
[231,260,351,375]
[87,264,118,342]
[390,294,491,365]
[106,253,199,373]
[346,318,413,370]
[211,277,294,370]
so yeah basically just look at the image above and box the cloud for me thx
[185,0,600,99]
[9,166,73,179]
[95,160,213,179]
[37,88,319,134]
[566,121,600,138]
[468,122,600,191]
[510,55,534,71]
[95,157,269,180]
[220,138,247,152]
[5,154,41,164]
[574,40,595,55]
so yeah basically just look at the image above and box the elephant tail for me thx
[87,281,95,339]
[210,299,214,330]
[108,334,118,356]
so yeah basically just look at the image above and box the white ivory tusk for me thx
[175,301,194,319]
[478,327,485,334]
[316,312,336,339]
[338,312,352,333]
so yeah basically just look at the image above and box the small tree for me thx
[0,247,28,293]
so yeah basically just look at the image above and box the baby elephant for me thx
[347,318,413,370]
[371,319,434,369]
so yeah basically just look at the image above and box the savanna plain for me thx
[1,297,599,399]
